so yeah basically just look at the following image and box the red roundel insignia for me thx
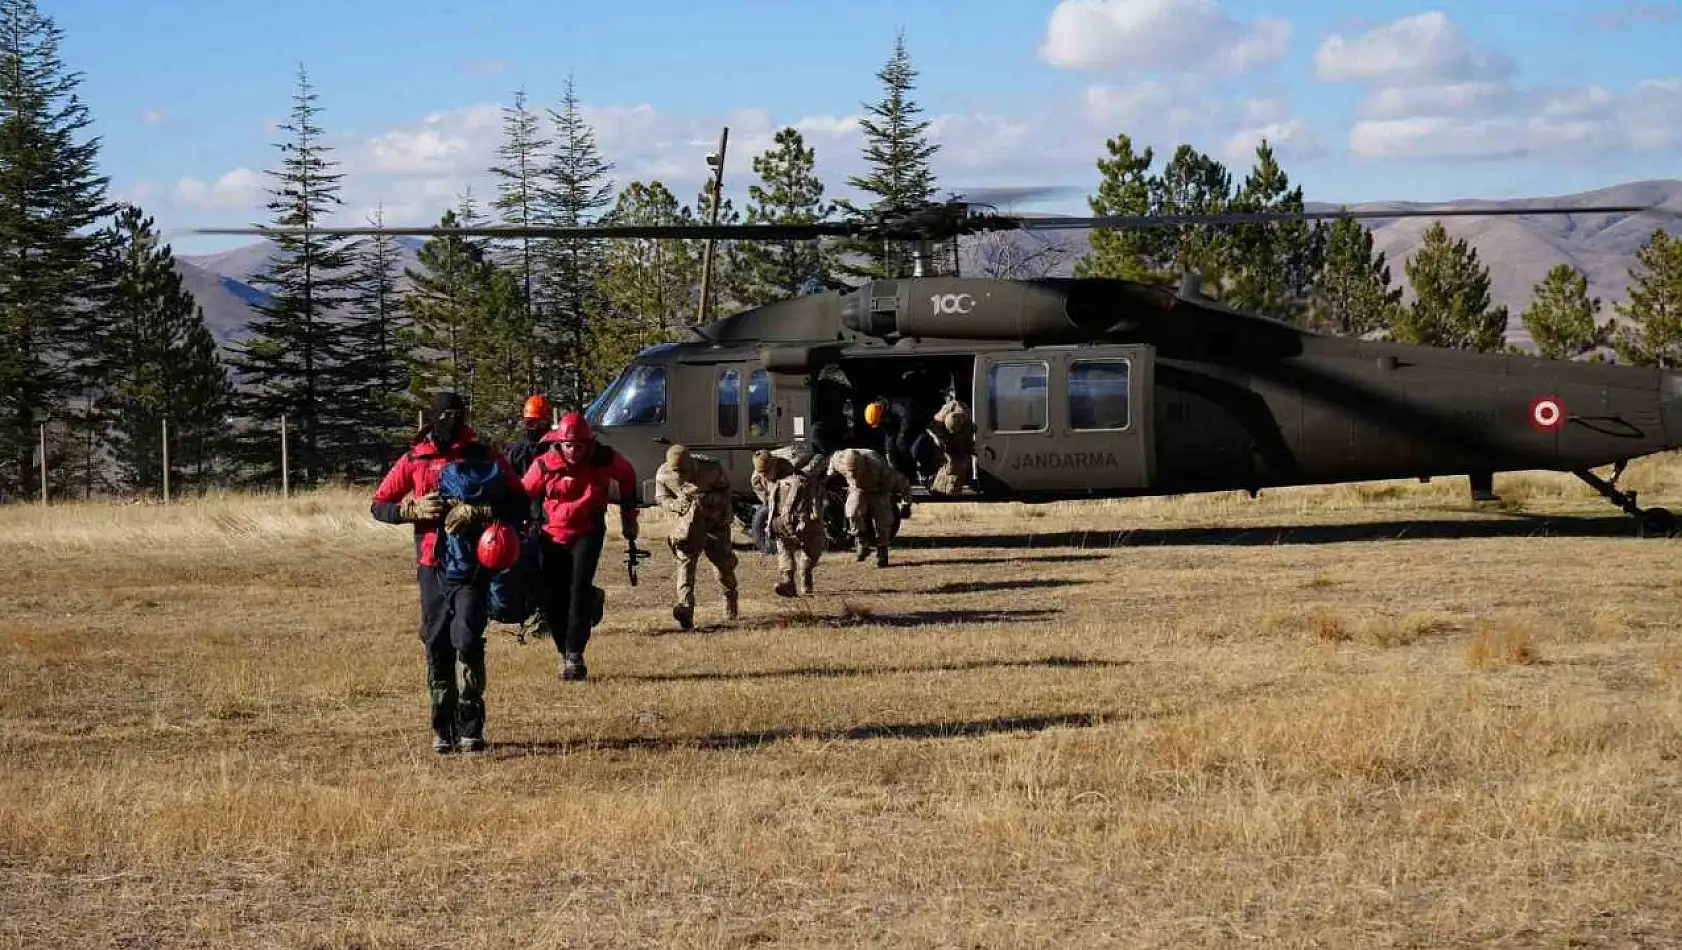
[1529,395,1566,433]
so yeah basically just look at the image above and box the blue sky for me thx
[46,0,1682,254]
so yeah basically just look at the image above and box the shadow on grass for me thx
[612,654,1128,684]
[897,513,1651,550]
[490,710,1127,757]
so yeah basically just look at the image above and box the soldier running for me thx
[751,443,828,596]
[826,446,909,567]
[929,393,976,496]
[653,444,739,629]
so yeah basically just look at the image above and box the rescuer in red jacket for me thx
[521,410,640,681]
[371,392,527,753]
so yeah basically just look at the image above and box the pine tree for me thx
[339,203,411,469]
[1610,229,1682,366]
[1073,133,1166,282]
[836,31,942,281]
[402,207,487,404]
[1224,140,1323,321]
[225,63,358,486]
[1395,222,1508,351]
[489,86,551,366]
[1155,144,1234,290]
[0,0,112,500]
[1305,215,1403,337]
[1523,263,1607,360]
[536,76,615,408]
[733,127,838,306]
[91,204,232,493]
[595,180,700,378]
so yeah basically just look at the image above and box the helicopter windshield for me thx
[593,363,668,427]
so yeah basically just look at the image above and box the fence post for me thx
[161,418,171,504]
[280,414,290,499]
[38,422,46,506]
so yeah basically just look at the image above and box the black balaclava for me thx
[430,392,467,446]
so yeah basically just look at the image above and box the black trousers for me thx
[417,565,489,741]
[537,530,605,656]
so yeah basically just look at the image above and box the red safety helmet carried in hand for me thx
[522,393,550,420]
[476,521,520,572]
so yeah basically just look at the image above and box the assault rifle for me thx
[625,539,652,586]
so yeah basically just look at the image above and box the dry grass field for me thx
[6,459,1682,947]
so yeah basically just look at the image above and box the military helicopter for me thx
[197,192,1682,546]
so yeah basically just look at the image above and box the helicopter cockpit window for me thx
[987,361,1048,433]
[717,369,741,437]
[747,369,772,437]
[1068,359,1130,430]
[599,364,667,427]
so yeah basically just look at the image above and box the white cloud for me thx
[459,58,509,76]
[1039,0,1290,74]
[1590,2,1678,29]
[174,167,265,211]
[1317,11,1681,160]
[140,107,164,125]
[1081,79,1322,167]
[1314,11,1510,85]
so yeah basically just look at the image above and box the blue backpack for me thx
[436,456,510,584]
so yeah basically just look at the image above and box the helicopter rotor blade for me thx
[186,221,857,241]
[1009,203,1677,230]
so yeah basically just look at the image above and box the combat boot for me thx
[672,602,694,630]
[800,565,815,594]
[724,592,739,622]
[432,730,455,755]
[457,735,486,754]
[875,547,889,568]
[774,576,797,598]
[855,543,870,562]
[561,652,587,681]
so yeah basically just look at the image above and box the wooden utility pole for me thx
[695,126,729,326]
[161,418,171,504]
[38,422,46,506]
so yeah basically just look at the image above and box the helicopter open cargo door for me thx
[973,346,1155,494]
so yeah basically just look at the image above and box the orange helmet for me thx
[522,393,550,420]
[864,400,887,427]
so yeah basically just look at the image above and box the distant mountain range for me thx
[175,179,1681,353]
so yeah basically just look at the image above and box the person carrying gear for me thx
[653,444,739,630]
[826,446,909,567]
[521,411,640,682]
[752,443,828,596]
[928,394,976,496]
[370,392,528,754]
[498,392,553,639]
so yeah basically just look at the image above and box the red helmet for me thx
[522,393,550,420]
[554,411,593,443]
[476,521,520,572]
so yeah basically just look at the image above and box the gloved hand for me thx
[444,502,493,535]
[621,508,640,542]
[400,491,445,522]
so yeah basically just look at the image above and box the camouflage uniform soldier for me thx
[751,444,828,597]
[654,444,739,629]
[929,395,976,496]
[826,446,909,567]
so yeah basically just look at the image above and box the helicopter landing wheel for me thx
[1640,506,1676,537]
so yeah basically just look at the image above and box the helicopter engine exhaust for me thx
[840,277,1145,342]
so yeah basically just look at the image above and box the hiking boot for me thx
[457,736,486,754]
[672,602,694,630]
[875,549,889,568]
[800,568,815,595]
[724,594,739,622]
[561,652,588,681]
[432,734,455,754]
[774,578,797,598]
[855,544,870,562]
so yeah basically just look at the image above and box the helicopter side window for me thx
[1068,359,1130,431]
[717,369,741,437]
[747,369,772,437]
[599,364,668,427]
[987,361,1048,433]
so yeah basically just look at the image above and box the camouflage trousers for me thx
[844,489,895,558]
[669,532,739,608]
[931,450,974,495]
[775,520,826,593]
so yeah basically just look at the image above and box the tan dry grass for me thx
[5,462,1682,946]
